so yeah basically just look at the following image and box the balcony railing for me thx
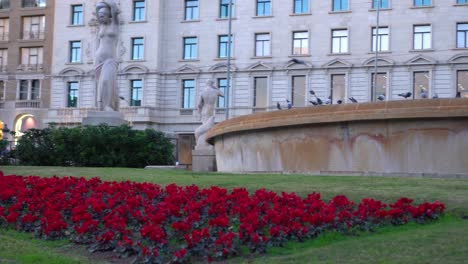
[0,32,8,41]
[15,100,41,108]
[17,64,44,72]
[0,0,10,9]
[21,30,45,40]
[22,0,46,8]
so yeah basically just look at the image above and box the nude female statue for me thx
[95,0,120,111]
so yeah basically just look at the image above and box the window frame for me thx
[457,22,468,49]
[331,29,349,54]
[332,0,349,12]
[217,78,227,108]
[293,0,309,14]
[220,0,234,19]
[185,0,199,20]
[133,0,146,22]
[255,33,271,57]
[292,31,309,55]
[413,24,432,50]
[182,79,196,109]
[413,0,431,7]
[69,41,81,63]
[371,0,389,9]
[256,0,271,16]
[70,4,83,25]
[183,36,198,60]
[67,81,79,108]
[218,34,234,58]
[130,79,143,106]
[371,26,390,52]
[131,37,145,61]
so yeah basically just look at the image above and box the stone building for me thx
[2,0,468,163]
[0,0,55,140]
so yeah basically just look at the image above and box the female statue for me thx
[95,0,120,111]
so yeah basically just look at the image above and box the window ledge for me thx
[0,40,9,43]
[216,18,237,21]
[19,7,47,11]
[328,52,351,56]
[214,57,235,61]
[410,6,435,9]
[328,10,351,14]
[128,59,146,62]
[288,54,311,57]
[67,24,85,28]
[367,51,392,54]
[0,8,11,12]
[179,59,200,62]
[252,15,274,19]
[453,4,468,6]
[251,56,272,59]
[181,19,201,23]
[368,8,392,12]
[129,20,147,24]
[289,13,312,16]
[18,39,45,43]
[65,62,84,65]
[452,47,468,50]
[409,49,434,52]
[180,109,194,115]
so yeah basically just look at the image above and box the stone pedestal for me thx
[192,148,217,172]
[82,111,127,126]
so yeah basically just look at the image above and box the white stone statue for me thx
[95,0,120,111]
[194,80,225,149]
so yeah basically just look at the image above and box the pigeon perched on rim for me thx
[286,99,292,109]
[276,102,282,110]
[349,97,358,103]
[398,92,412,99]
[432,93,439,99]
[309,100,318,106]
[377,94,385,101]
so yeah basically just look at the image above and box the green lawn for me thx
[1,166,467,264]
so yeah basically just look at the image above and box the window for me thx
[19,80,28,100]
[457,23,468,48]
[185,0,199,20]
[457,70,468,98]
[183,37,198,60]
[21,47,43,65]
[372,27,389,52]
[131,37,144,60]
[413,25,431,50]
[292,76,306,107]
[67,82,79,107]
[413,71,430,99]
[31,80,40,100]
[255,33,271,57]
[0,18,9,41]
[69,41,81,63]
[217,78,227,108]
[294,0,309,14]
[130,80,142,106]
[331,74,346,104]
[457,0,468,4]
[71,5,83,25]
[0,80,4,100]
[218,35,233,58]
[256,0,271,16]
[413,0,431,7]
[22,0,46,8]
[220,0,234,18]
[332,0,349,11]
[182,80,195,109]
[0,49,7,70]
[372,0,389,9]
[253,77,268,109]
[371,73,387,101]
[332,29,349,53]
[0,0,9,9]
[133,1,145,21]
[22,16,45,40]
[292,31,309,55]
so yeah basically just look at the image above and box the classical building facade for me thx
[2,0,468,161]
[0,0,55,140]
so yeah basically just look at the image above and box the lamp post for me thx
[373,0,381,101]
[225,0,233,120]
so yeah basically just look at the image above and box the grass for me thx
[1,166,467,264]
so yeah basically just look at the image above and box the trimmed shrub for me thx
[15,125,174,167]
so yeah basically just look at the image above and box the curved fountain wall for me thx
[206,99,468,176]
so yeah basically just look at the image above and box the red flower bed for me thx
[0,171,445,263]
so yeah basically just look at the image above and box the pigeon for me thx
[377,94,385,101]
[276,102,282,110]
[286,99,292,109]
[316,97,323,105]
[456,91,461,98]
[349,97,358,103]
[398,92,412,99]
[309,100,318,106]
[420,90,428,99]
[309,90,316,96]
[337,100,343,105]
[432,93,439,99]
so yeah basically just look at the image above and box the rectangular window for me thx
[371,73,387,101]
[372,27,389,52]
[220,0,234,18]
[413,71,430,99]
[22,0,46,8]
[0,49,7,70]
[218,35,233,58]
[0,80,4,100]
[457,23,468,48]
[182,79,195,109]
[67,81,79,107]
[217,78,227,108]
[133,1,145,21]
[255,33,271,57]
[413,25,431,50]
[22,15,45,40]
[19,80,28,100]
[131,37,144,60]
[332,29,349,53]
[185,0,199,20]
[292,76,306,107]
[21,47,43,65]
[331,74,346,104]
[0,0,10,9]
[294,0,309,14]
[71,5,83,25]
[458,70,468,98]
[292,31,309,55]
[457,0,468,4]
[413,0,431,7]
[31,80,40,100]
[253,77,268,109]
[256,0,271,16]
[332,0,349,11]
[130,80,143,106]
[0,18,9,41]
[183,37,198,60]
[372,0,389,9]
[69,41,81,63]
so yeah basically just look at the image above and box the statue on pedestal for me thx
[95,0,120,111]
[194,80,225,149]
